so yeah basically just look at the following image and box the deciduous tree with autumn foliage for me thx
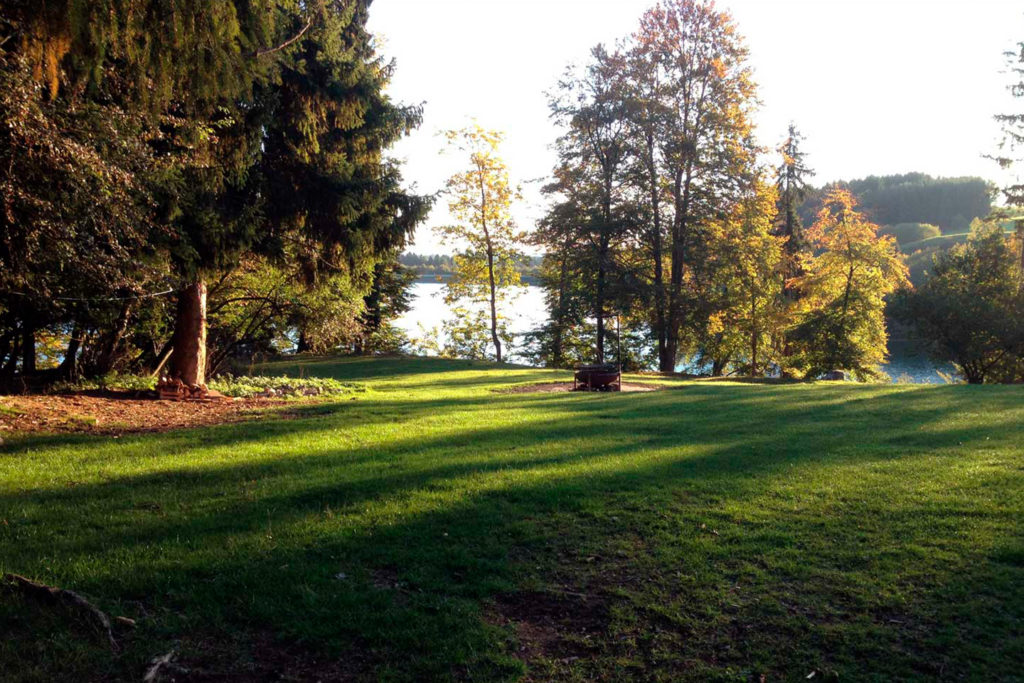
[632,0,760,372]
[437,125,528,363]
[788,189,909,380]
[700,179,788,377]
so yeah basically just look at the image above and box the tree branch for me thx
[255,2,327,58]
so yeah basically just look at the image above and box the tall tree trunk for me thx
[169,280,208,386]
[595,185,613,365]
[595,236,607,365]
[666,168,693,373]
[653,251,669,370]
[553,245,571,368]
[779,188,804,374]
[477,171,502,363]
[829,261,857,372]
[645,130,670,372]
[750,296,759,377]
[95,302,133,375]
[21,321,36,376]
[486,243,501,363]
[58,322,83,380]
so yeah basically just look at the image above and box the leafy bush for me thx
[52,372,156,393]
[208,374,364,399]
[359,323,410,355]
[880,222,941,246]
[50,371,364,399]
[894,221,1024,384]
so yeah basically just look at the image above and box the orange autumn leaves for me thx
[789,189,910,378]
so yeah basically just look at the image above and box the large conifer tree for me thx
[775,123,814,259]
[989,38,1024,277]
[774,123,814,374]
[1,0,427,385]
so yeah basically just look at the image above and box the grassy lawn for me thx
[1,356,1022,681]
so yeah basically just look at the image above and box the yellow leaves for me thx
[710,57,728,80]
[790,186,912,376]
[439,124,521,242]
[440,123,506,158]
[21,15,72,100]
[707,312,726,336]
[806,187,909,298]
[809,189,874,248]
[437,124,527,321]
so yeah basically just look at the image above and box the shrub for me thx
[879,222,941,246]
[895,221,1024,384]
[50,371,365,399]
[208,375,364,399]
[51,372,156,393]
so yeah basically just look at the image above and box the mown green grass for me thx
[1,356,1022,681]
[900,227,1014,254]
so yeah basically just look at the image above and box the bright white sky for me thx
[367,0,1023,254]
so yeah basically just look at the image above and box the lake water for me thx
[395,282,548,361]
[397,282,948,383]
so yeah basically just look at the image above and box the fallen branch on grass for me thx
[143,650,181,682]
[2,573,118,651]
[143,650,194,682]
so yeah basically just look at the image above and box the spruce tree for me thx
[2,1,428,385]
[775,123,814,259]
[989,38,1024,276]
[774,123,814,374]
[991,40,1024,209]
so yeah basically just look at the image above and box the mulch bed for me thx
[0,391,293,438]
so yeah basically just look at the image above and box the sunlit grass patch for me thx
[1,356,1021,681]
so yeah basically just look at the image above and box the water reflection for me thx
[396,282,951,383]
[883,340,953,384]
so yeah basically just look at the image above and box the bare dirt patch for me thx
[502,381,663,394]
[154,631,372,682]
[487,590,610,668]
[0,391,299,438]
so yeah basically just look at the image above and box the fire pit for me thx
[573,364,621,392]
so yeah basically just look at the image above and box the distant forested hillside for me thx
[399,253,456,278]
[800,173,993,233]
[400,253,542,282]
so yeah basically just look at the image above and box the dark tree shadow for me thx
[1,377,1022,681]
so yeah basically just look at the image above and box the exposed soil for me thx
[502,381,663,394]
[158,630,372,682]
[0,391,297,438]
[487,590,610,672]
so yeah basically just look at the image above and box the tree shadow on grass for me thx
[259,354,535,383]
[1,383,1022,680]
